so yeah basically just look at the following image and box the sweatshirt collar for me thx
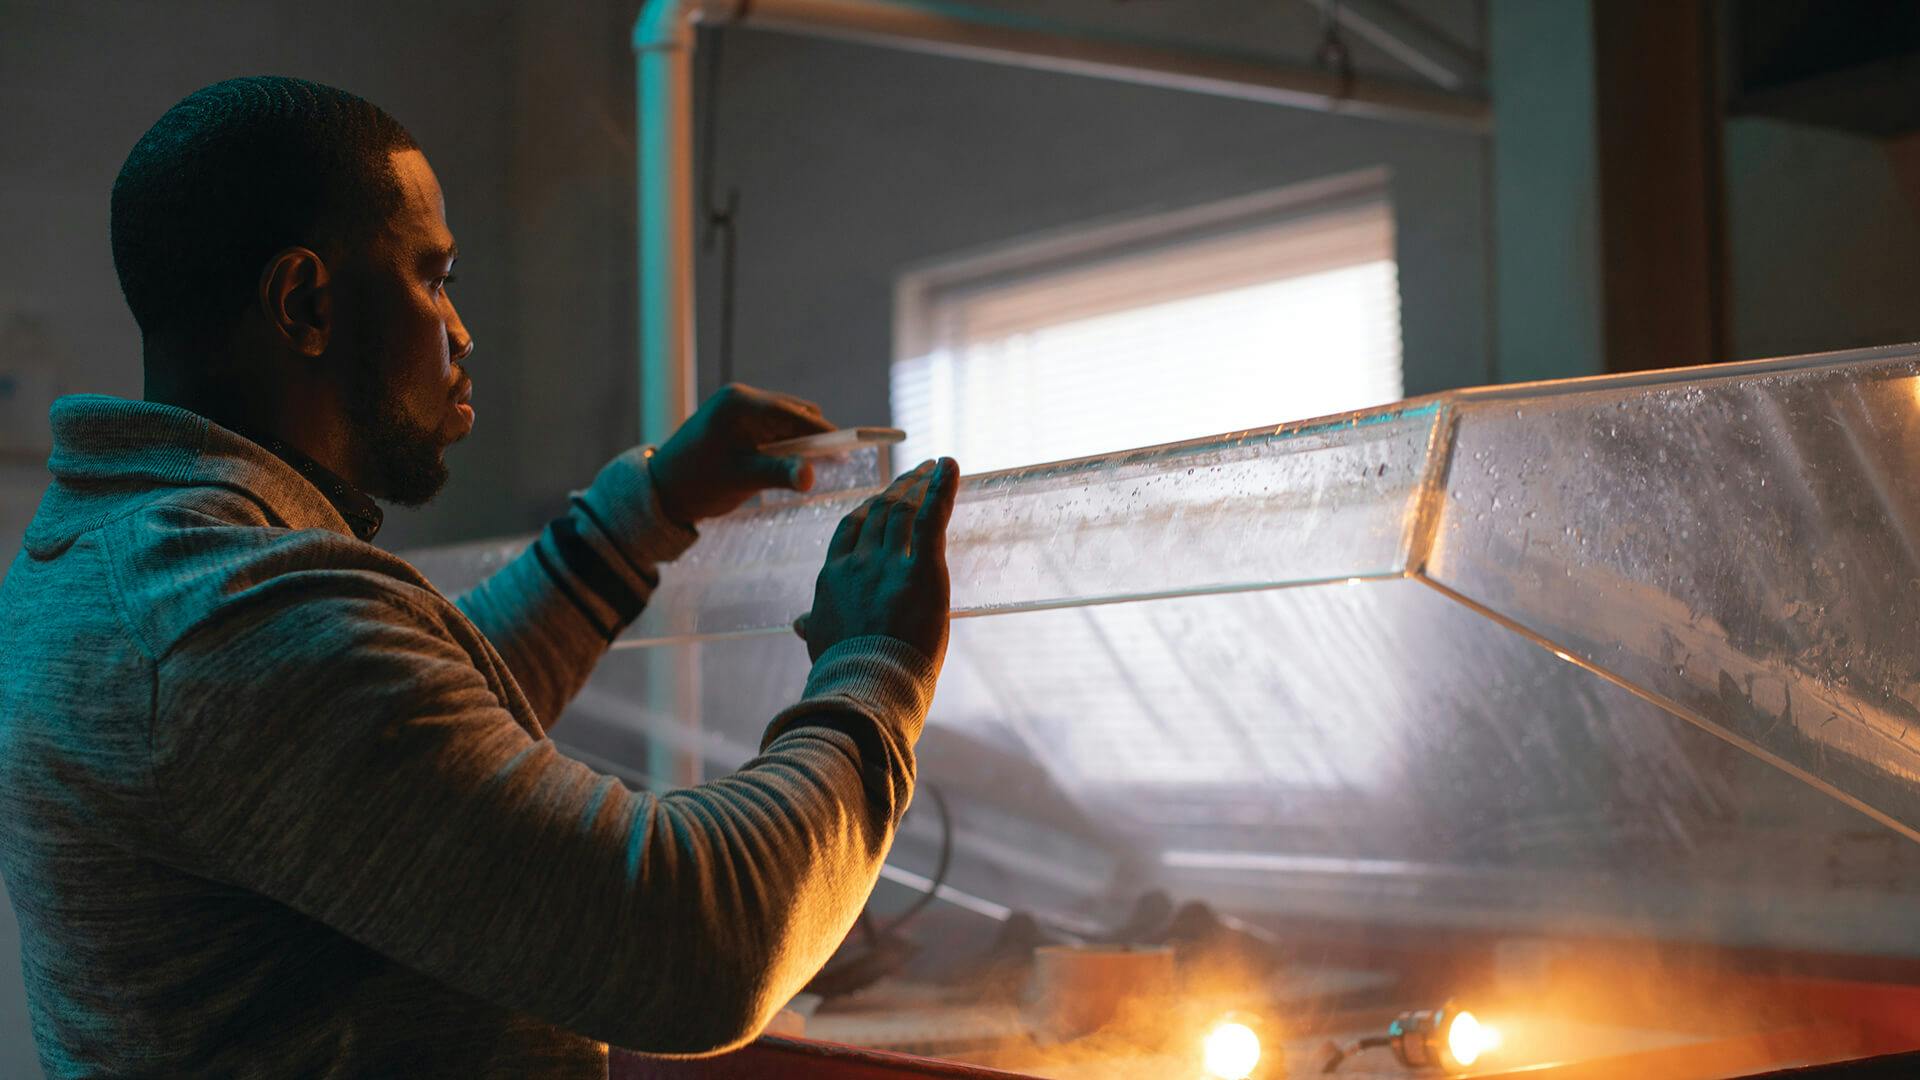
[41,395,370,543]
[222,424,384,542]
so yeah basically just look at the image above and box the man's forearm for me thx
[452,449,697,727]
[158,586,936,1056]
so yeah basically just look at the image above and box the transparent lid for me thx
[411,345,1920,1072]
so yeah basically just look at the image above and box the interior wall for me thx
[1487,0,1602,383]
[1723,117,1920,360]
[3,3,516,554]
[0,1,632,1070]
[692,29,1495,427]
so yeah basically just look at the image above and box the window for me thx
[892,170,1403,474]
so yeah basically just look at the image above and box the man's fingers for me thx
[756,393,835,438]
[911,458,960,564]
[858,461,935,554]
[778,392,826,418]
[882,465,936,554]
[828,497,875,557]
[713,382,834,437]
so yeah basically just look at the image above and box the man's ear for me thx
[258,247,332,357]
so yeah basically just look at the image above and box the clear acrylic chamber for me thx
[413,346,1920,1078]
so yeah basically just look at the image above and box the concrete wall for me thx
[0,2,662,557]
[0,2,631,1070]
[691,29,1493,424]
[1488,0,1603,382]
[1724,117,1920,360]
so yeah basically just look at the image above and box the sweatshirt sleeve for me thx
[151,575,935,1055]
[452,447,698,728]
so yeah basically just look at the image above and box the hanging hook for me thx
[1313,0,1356,102]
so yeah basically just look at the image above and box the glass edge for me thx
[1450,341,1920,405]
[1402,398,1456,578]
[1409,573,1920,848]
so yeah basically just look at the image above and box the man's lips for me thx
[452,379,475,432]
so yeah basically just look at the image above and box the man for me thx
[0,75,960,1077]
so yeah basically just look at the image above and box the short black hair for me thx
[111,76,419,352]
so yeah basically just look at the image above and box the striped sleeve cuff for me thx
[532,448,701,640]
[572,448,699,571]
[761,635,939,751]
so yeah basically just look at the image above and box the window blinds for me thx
[892,199,1404,476]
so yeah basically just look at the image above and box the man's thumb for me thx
[752,454,812,492]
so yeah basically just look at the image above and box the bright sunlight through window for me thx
[892,175,1403,475]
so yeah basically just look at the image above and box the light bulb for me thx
[1445,1010,1498,1068]
[1202,1019,1262,1080]
[1384,1001,1500,1073]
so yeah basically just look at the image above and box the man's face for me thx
[336,149,474,506]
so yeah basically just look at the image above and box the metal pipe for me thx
[633,0,705,446]
[728,0,1487,133]
[632,1,715,792]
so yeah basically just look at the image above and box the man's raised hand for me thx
[650,384,835,526]
[795,458,960,668]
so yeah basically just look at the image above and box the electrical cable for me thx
[882,782,953,938]
[802,782,955,1000]
[1320,1035,1390,1073]
[696,21,742,388]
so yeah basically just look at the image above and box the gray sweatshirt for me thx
[0,395,936,1078]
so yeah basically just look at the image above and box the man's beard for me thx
[346,353,451,509]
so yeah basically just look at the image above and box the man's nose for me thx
[448,306,474,363]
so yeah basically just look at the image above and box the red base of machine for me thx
[613,1035,1034,1080]
[613,967,1920,1080]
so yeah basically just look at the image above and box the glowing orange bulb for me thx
[1202,1020,1261,1079]
[1446,1010,1499,1068]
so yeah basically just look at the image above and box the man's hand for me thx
[795,458,960,667]
[651,384,835,525]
